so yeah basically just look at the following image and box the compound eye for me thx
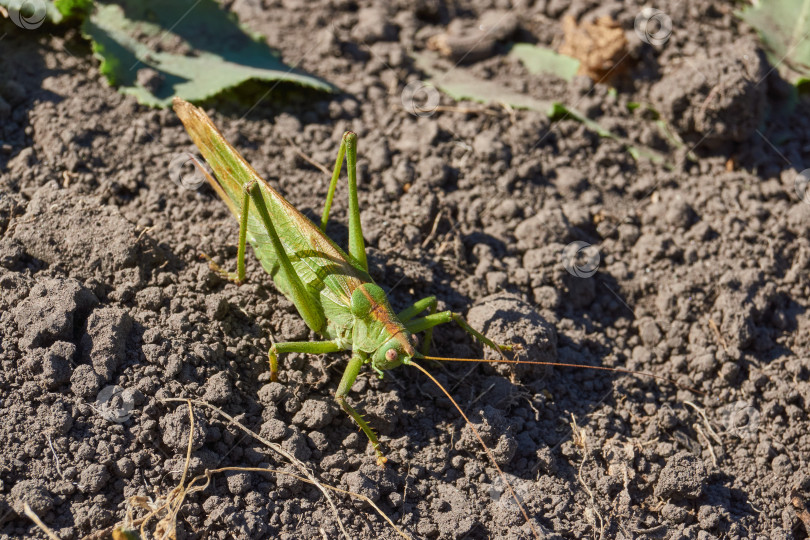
[385,348,398,362]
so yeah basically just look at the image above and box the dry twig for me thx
[24,503,61,540]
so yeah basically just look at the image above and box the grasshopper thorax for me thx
[350,283,416,371]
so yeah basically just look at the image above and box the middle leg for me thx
[397,296,438,355]
[334,353,387,466]
[405,309,513,360]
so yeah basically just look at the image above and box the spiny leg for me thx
[343,133,367,272]
[247,182,326,334]
[318,132,368,273]
[405,310,513,360]
[335,353,386,466]
[186,154,249,285]
[319,135,347,232]
[268,339,344,382]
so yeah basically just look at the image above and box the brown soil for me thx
[1,1,809,539]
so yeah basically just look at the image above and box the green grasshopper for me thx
[171,99,551,536]
[173,98,516,466]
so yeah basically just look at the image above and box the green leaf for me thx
[737,0,810,85]
[81,0,334,107]
[554,103,671,165]
[508,43,580,82]
[54,0,92,21]
[414,51,669,165]
[413,51,554,112]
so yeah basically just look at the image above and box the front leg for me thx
[405,310,513,360]
[268,339,343,381]
[335,353,386,466]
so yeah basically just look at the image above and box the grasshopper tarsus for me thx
[335,391,388,466]
[268,346,279,382]
[200,253,245,285]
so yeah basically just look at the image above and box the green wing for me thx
[173,98,371,312]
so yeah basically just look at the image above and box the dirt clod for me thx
[651,38,768,146]
[78,464,110,495]
[559,15,630,82]
[9,480,54,515]
[467,293,557,378]
[202,372,233,404]
[655,451,707,499]
[70,364,104,399]
[291,398,337,430]
[81,307,133,381]
[160,406,208,453]
[457,405,518,465]
[12,182,146,280]
[13,277,97,350]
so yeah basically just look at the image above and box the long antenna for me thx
[420,355,707,397]
[405,360,542,540]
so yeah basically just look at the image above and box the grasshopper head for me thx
[372,333,417,371]
[351,283,418,371]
